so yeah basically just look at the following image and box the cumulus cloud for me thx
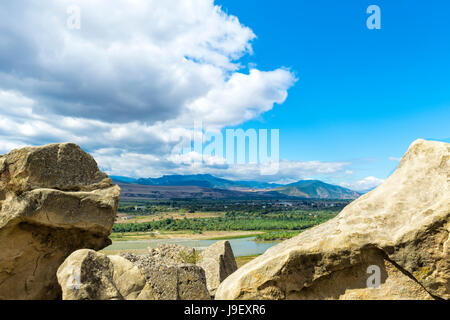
[340,176,385,191]
[93,148,351,182]
[0,0,294,125]
[0,0,314,181]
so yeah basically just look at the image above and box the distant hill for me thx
[135,174,245,189]
[111,174,361,200]
[117,183,292,200]
[232,180,282,189]
[274,180,360,199]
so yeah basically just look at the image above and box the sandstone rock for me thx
[60,244,210,300]
[121,245,211,300]
[177,264,211,300]
[146,243,197,265]
[57,249,152,300]
[215,139,449,300]
[199,240,238,295]
[0,143,120,300]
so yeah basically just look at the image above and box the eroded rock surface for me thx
[199,240,238,295]
[0,143,120,300]
[58,244,211,300]
[57,249,151,300]
[215,139,449,300]
[121,244,211,300]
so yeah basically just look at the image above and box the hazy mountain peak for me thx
[111,174,360,199]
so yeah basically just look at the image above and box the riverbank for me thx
[102,236,281,258]
[254,230,302,241]
[110,230,264,241]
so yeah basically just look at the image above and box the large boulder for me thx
[0,143,120,300]
[199,240,238,295]
[215,139,449,300]
[57,244,211,300]
[57,249,151,300]
[121,245,211,300]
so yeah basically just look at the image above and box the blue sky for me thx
[0,0,448,190]
[217,0,450,186]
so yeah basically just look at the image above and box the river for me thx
[103,237,280,257]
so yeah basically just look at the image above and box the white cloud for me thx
[340,176,385,191]
[0,0,294,125]
[389,156,402,162]
[0,81,352,180]
[0,139,27,155]
[0,0,296,177]
[0,0,353,184]
[93,148,351,182]
[185,68,295,130]
[219,160,351,182]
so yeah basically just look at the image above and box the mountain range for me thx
[111,174,361,200]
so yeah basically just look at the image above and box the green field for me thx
[113,199,345,240]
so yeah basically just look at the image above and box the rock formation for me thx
[199,240,238,295]
[58,244,211,300]
[121,245,211,300]
[57,249,149,300]
[146,243,198,265]
[215,139,449,300]
[0,143,120,300]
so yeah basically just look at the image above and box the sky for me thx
[0,0,448,191]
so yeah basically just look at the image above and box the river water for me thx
[103,237,280,257]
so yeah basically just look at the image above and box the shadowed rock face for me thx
[215,139,449,300]
[0,143,120,300]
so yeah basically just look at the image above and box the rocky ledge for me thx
[57,242,238,300]
[215,139,449,300]
[0,139,448,301]
[0,143,120,299]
